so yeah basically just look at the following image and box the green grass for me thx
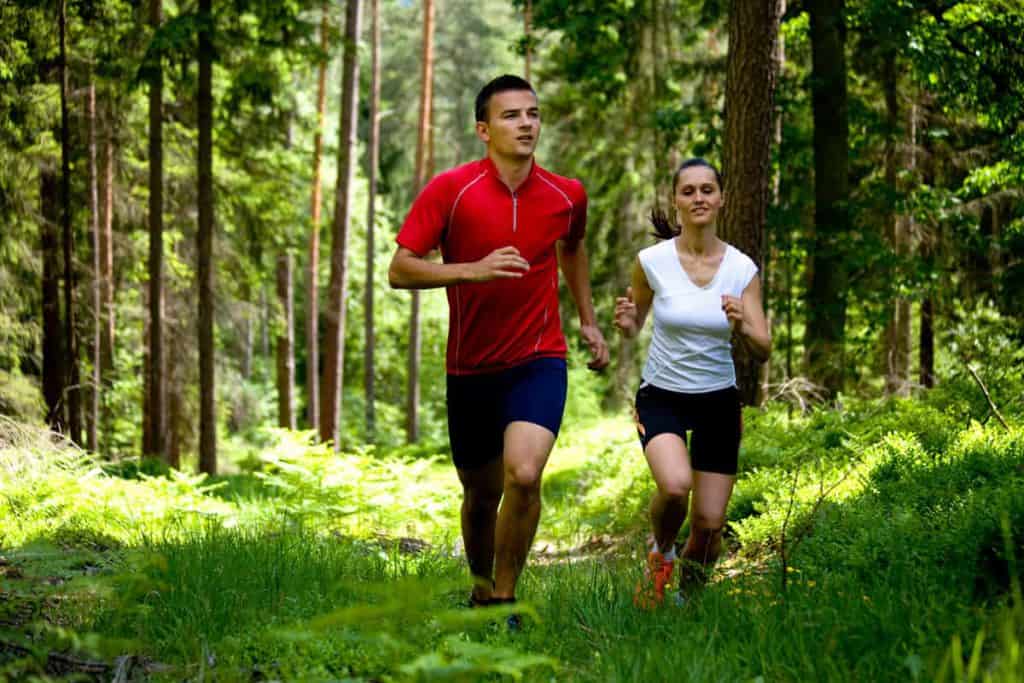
[1,396,1022,681]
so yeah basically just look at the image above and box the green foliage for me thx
[3,387,1024,680]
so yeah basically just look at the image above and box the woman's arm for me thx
[614,258,654,338]
[722,275,771,362]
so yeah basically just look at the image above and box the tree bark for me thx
[307,2,329,432]
[803,0,850,399]
[276,252,295,429]
[147,0,165,458]
[320,0,362,449]
[407,0,435,444]
[87,82,101,452]
[919,295,934,388]
[59,0,81,444]
[722,0,783,406]
[364,0,381,441]
[893,100,914,395]
[100,106,115,373]
[761,0,786,397]
[40,169,65,431]
[197,0,217,474]
[524,0,532,80]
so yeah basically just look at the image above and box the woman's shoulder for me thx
[639,238,674,261]
[723,242,757,271]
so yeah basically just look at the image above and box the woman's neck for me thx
[676,222,720,256]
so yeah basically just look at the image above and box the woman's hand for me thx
[721,294,745,334]
[615,286,640,337]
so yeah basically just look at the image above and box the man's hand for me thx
[614,286,639,337]
[467,246,530,282]
[581,324,610,370]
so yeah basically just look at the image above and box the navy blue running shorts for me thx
[633,383,742,475]
[446,357,568,470]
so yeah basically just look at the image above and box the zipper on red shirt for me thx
[512,192,518,232]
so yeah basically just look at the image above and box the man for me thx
[389,75,609,619]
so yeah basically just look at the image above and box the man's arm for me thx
[388,245,530,290]
[556,238,610,370]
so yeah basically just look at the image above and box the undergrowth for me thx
[0,386,1022,681]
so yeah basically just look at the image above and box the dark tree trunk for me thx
[881,52,899,394]
[276,252,295,429]
[320,0,362,448]
[307,2,329,432]
[147,0,165,458]
[88,82,101,452]
[364,0,381,441]
[41,169,65,431]
[407,0,435,444]
[761,0,786,396]
[803,0,849,399]
[197,0,216,474]
[722,0,783,406]
[59,0,81,443]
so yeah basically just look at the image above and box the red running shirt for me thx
[397,157,587,375]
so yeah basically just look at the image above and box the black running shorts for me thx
[446,357,568,470]
[633,383,742,475]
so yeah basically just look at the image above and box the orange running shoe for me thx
[634,551,675,609]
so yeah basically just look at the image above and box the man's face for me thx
[476,89,540,160]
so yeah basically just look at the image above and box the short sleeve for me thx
[737,249,759,292]
[566,180,587,243]
[396,174,452,256]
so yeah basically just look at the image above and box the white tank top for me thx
[638,239,758,393]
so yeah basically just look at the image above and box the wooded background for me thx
[2,0,1021,472]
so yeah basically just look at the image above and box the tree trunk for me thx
[197,0,217,474]
[100,104,115,373]
[761,0,786,397]
[803,0,849,399]
[59,0,81,444]
[407,0,435,444]
[87,82,101,452]
[320,0,362,449]
[147,0,165,458]
[41,168,65,431]
[892,100,914,395]
[307,2,329,432]
[364,0,381,441]
[524,0,532,80]
[919,295,934,388]
[722,0,783,406]
[881,51,900,395]
[276,252,295,429]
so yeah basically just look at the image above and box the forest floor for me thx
[1,390,1023,681]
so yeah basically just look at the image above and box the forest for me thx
[1,0,1023,680]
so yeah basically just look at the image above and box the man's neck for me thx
[489,152,534,192]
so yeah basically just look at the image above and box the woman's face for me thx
[673,166,723,229]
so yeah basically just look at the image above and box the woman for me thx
[614,158,771,607]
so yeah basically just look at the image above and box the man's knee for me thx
[505,460,544,492]
[464,483,502,511]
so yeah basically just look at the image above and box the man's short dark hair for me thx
[475,75,536,123]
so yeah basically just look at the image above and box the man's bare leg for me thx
[492,421,556,600]
[457,458,505,602]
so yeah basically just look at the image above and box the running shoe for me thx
[675,558,708,605]
[634,550,675,609]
